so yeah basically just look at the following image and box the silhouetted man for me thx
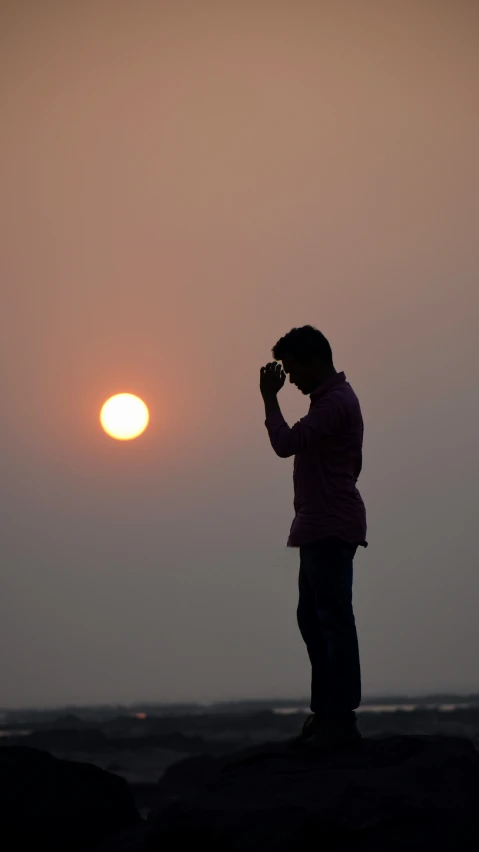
[260,325,367,749]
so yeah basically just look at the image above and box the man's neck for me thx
[310,366,337,392]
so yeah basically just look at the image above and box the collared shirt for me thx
[264,371,367,548]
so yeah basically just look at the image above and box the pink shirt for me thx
[265,371,367,548]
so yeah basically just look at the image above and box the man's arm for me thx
[263,393,281,420]
[264,394,344,458]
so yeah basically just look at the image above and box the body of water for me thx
[273,703,475,715]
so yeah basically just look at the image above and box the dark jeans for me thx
[297,536,361,719]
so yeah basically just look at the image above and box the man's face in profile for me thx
[281,355,317,395]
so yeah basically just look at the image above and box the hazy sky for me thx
[1,0,478,708]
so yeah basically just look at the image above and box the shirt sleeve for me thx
[265,396,345,458]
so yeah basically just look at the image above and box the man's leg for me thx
[297,549,330,717]
[298,537,361,719]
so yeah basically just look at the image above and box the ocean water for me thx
[0,729,32,738]
[273,703,475,715]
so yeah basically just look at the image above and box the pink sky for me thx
[1,0,478,706]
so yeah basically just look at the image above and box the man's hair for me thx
[272,325,333,365]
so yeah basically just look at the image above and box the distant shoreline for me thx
[2,692,479,718]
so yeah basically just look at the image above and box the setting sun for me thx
[100,394,149,441]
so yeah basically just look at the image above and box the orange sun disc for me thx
[100,394,149,440]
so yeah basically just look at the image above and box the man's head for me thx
[272,325,335,395]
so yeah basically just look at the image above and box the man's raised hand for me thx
[260,362,286,398]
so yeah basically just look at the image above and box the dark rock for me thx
[135,735,479,851]
[106,732,207,753]
[149,731,206,752]
[92,823,151,851]
[0,746,140,851]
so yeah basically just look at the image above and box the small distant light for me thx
[135,712,147,720]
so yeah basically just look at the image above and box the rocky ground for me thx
[2,724,479,850]
[2,700,479,820]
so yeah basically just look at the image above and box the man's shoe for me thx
[302,716,362,752]
[288,712,321,745]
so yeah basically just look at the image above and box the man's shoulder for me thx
[341,381,361,403]
[309,384,362,433]
[313,381,360,408]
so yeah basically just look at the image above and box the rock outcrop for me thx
[97,734,479,851]
[0,746,140,851]
[3,736,479,851]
